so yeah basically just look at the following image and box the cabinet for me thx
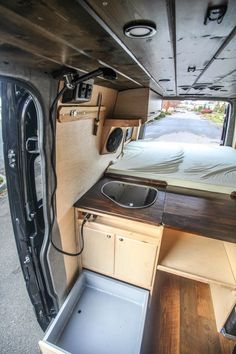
[80,221,161,289]
[82,227,115,275]
[115,235,157,288]
[113,88,162,123]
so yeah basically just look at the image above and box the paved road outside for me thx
[0,119,42,353]
[144,111,222,144]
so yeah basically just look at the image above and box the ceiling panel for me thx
[86,0,176,95]
[0,0,155,91]
[175,0,236,96]
[0,0,235,98]
[194,34,236,98]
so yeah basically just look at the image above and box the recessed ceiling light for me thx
[123,20,156,39]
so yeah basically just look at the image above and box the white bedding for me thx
[107,141,236,194]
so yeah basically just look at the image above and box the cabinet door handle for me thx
[107,235,112,239]
[119,238,124,242]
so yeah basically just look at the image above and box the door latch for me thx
[26,137,39,154]
[8,149,16,168]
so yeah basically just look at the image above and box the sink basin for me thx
[101,180,158,209]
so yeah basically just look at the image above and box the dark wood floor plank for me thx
[142,272,235,354]
[141,272,180,354]
[196,281,214,320]
[156,274,180,354]
[180,277,200,354]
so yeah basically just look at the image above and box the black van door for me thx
[1,79,58,330]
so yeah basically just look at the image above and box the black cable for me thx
[50,213,91,257]
[48,67,116,255]
[48,84,91,256]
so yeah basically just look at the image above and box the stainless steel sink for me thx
[101,180,158,209]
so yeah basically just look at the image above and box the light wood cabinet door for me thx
[115,235,158,288]
[82,226,115,275]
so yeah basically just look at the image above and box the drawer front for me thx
[82,227,115,274]
[115,235,158,288]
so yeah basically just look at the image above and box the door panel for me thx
[1,80,58,330]
[115,235,157,288]
[82,226,115,274]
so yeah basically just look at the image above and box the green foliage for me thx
[195,105,203,112]
[202,112,224,124]
[154,112,166,120]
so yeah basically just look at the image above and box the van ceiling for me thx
[0,0,235,99]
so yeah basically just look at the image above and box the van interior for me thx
[0,1,236,353]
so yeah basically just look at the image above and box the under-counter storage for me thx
[39,270,149,354]
[80,219,162,289]
[82,228,115,275]
[158,228,236,289]
[115,235,157,287]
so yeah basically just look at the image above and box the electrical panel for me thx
[62,79,94,103]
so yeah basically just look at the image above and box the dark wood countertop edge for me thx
[76,205,162,226]
[74,176,236,244]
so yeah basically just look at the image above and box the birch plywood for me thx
[158,229,236,288]
[104,118,141,127]
[210,284,236,332]
[57,105,105,123]
[38,341,65,354]
[87,214,163,240]
[56,85,118,286]
[114,88,149,119]
[115,235,157,288]
[82,226,115,274]
[56,85,118,222]
[57,209,79,288]
[223,242,236,282]
[113,88,162,122]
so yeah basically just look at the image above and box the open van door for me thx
[1,79,58,330]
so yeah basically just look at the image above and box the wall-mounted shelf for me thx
[113,88,162,123]
[104,118,142,127]
[57,105,106,123]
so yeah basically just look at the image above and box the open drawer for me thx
[39,270,149,354]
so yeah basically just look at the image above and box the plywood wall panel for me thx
[56,85,118,286]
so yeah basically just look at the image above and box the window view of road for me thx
[0,101,42,353]
[144,100,225,145]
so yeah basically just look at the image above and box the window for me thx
[144,100,228,145]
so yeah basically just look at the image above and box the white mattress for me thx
[107,141,236,194]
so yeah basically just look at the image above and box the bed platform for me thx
[107,141,236,195]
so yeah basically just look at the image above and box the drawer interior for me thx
[43,270,149,354]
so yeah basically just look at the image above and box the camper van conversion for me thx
[0,1,236,353]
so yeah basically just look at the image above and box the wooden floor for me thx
[141,272,235,354]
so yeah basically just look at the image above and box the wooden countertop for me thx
[74,177,166,225]
[74,176,236,243]
[163,187,236,243]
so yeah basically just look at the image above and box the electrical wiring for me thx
[48,84,90,256]
[48,67,116,256]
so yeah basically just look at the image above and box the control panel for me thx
[62,78,94,103]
